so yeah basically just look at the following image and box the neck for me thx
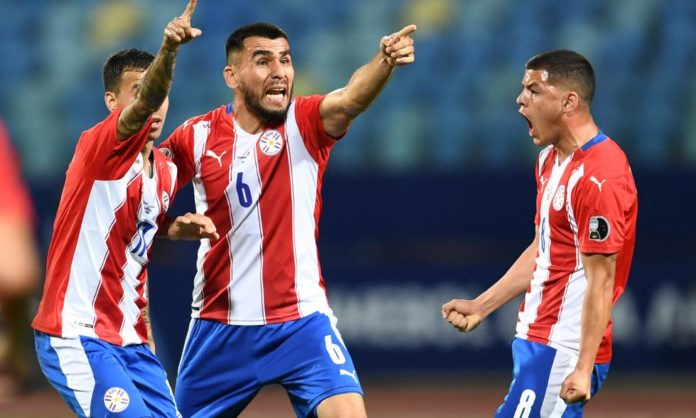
[232,100,265,134]
[141,141,154,177]
[554,113,599,162]
[141,141,154,160]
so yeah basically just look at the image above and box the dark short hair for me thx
[225,22,288,62]
[102,48,154,93]
[526,50,595,105]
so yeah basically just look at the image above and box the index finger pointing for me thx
[180,0,197,19]
[396,24,417,38]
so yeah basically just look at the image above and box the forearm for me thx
[336,52,395,118]
[476,238,537,317]
[118,47,177,139]
[576,254,616,372]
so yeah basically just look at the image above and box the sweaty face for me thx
[233,36,294,126]
[516,69,564,147]
[115,70,170,141]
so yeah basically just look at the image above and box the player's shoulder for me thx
[582,136,630,174]
[178,105,227,132]
[536,145,555,174]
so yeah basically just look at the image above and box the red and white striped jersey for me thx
[516,132,637,363]
[159,95,337,325]
[32,108,177,346]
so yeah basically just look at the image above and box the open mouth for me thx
[520,111,533,136]
[265,85,287,105]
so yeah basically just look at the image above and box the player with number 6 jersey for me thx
[160,21,416,418]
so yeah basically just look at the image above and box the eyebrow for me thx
[251,49,291,59]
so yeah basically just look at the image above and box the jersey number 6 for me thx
[236,172,253,208]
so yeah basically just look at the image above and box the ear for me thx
[104,91,119,113]
[223,65,238,89]
[562,91,580,113]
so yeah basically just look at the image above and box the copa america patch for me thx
[552,185,566,211]
[104,387,130,412]
[258,130,283,156]
[589,216,610,242]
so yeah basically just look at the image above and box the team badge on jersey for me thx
[589,216,610,241]
[259,130,283,156]
[104,387,130,412]
[160,147,173,159]
[552,185,566,211]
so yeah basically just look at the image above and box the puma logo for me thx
[205,150,227,167]
[589,176,606,192]
[340,369,359,384]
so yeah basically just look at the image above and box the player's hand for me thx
[560,369,592,404]
[380,24,416,67]
[441,299,483,332]
[162,0,202,52]
[167,212,219,241]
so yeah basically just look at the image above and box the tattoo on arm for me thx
[117,49,178,141]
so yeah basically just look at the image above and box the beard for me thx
[240,81,293,127]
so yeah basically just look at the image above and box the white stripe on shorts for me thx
[539,348,578,417]
[50,336,96,417]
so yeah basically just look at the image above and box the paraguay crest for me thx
[552,185,566,211]
[104,387,130,412]
[259,130,283,156]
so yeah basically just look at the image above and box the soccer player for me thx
[159,22,416,418]
[442,50,638,418]
[0,120,40,399]
[31,2,217,417]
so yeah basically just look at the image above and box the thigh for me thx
[35,331,151,418]
[175,319,260,418]
[263,312,364,418]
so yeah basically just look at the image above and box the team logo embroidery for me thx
[340,369,359,384]
[258,130,283,156]
[589,216,610,242]
[162,191,170,212]
[160,147,173,159]
[589,176,606,192]
[552,185,566,211]
[205,149,227,167]
[104,387,130,412]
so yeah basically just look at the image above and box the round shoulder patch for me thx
[258,130,284,156]
[104,387,130,413]
[588,216,610,242]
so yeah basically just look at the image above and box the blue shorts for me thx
[35,331,179,418]
[175,311,363,418]
[495,338,610,418]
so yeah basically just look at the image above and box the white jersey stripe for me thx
[191,121,212,313]
[286,103,327,317]
[516,155,572,340]
[228,122,265,323]
[63,174,136,338]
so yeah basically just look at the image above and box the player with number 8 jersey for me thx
[160,21,417,418]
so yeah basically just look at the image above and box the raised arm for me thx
[560,252,616,404]
[319,24,416,137]
[442,228,539,332]
[117,0,201,141]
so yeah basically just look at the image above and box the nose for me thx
[269,59,285,79]
[516,90,525,106]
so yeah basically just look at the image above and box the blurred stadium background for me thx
[1,0,695,416]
